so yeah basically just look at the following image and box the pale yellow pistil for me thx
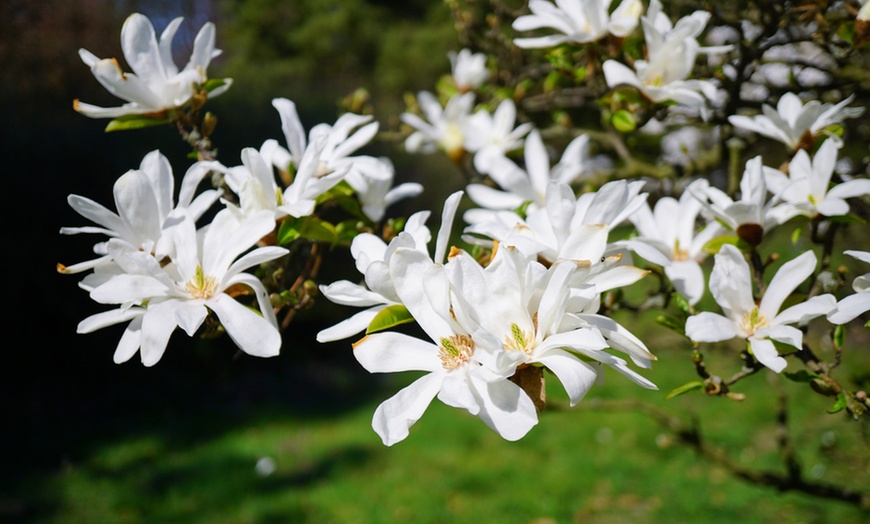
[739,306,769,336]
[185,266,218,300]
[439,335,475,370]
[504,322,536,355]
[672,239,690,261]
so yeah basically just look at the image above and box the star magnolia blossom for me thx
[764,138,870,219]
[402,91,475,161]
[623,179,720,305]
[602,0,728,109]
[692,155,791,242]
[79,209,288,366]
[728,93,865,151]
[685,245,835,373]
[343,157,424,223]
[220,137,345,220]
[464,99,534,172]
[74,13,231,118]
[466,129,590,223]
[449,48,489,91]
[827,250,870,324]
[59,150,221,275]
[512,0,644,48]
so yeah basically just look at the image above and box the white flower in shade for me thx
[402,91,476,162]
[466,130,589,222]
[728,93,865,151]
[79,209,287,366]
[860,1,870,21]
[59,150,221,275]
[449,49,489,91]
[685,245,836,373]
[827,250,870,325]
[74,13,231,118]
[465,99,534,171]
[221,137,345,220]
[764,139,870,219]
[691,156,793,242]
[512,0,644,48]
[602,0,728,110]
[317,192,462,343]
[623,179,720,304]
[344,157,424,223]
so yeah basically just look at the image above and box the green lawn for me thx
[4,310,869,523]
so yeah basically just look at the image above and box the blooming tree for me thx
[59,1,870,507]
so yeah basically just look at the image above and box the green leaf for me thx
[655,315,685,335]
[702,235,741,255]
[665,381,704,400]
[297,217,337,244]
[827,392,847,414]
[828,213,867,225]
[833,324,845,350]
[611,109,636,133]
[671,292,690,316]
[783,370,821,383]
[316,180,356,205]
[201,78,228,93]
[105,114,169,132]
[276,217,302,245]
[366,305,414,334]
[790,226,803,245]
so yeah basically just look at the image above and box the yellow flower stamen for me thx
[439,335,475,370]
[739,306,769,336]
[185,265,218,300]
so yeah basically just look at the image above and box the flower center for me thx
[739,306,769,336]
[504,322,536,355]
[441,122,465,159]
[438,334,475,370]
[185,265,218,300]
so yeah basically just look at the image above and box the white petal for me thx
[371,372,444,446]
[759,250,816,319]
[685,312,738,342]
[208,293,282,358]
[537,348,598,406]
[353,332,442,373]
[749,337,788,373]
[827,293,870,324]
[471,376,538,441]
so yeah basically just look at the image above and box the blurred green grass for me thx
[5,310,868,523]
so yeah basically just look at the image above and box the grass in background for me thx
[5,310,869,523]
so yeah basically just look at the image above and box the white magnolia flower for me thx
[402,91,476,162]
[353,210,538,444]
[446,246,657,405]
[59,150,221,274]
[466,130,589,222]
[860,1,870,21]
[685,245,836,373]
[623,179,720,304]
[74,13,231,118]
[765,138,870,219]
[318,192,462,342]
[728,93,865,151]
[449,48,489,91]
[464,99,534,171]
[512,0,644,48]
[344,157,424,223]
[466,180,648,264]
[827,250,870,324]
[692,156,793,242]
[602,0,728,110]
[79,209,288,366]
[268,98,379,181]
[221,138,345,220]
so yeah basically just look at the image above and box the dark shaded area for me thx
[0,2,455,521]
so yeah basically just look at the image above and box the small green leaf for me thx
[828,213,867,225]
[276,216,302,245]
[827,392,847,414]
[783,370,821,383]
[833,324,845,350]
[702,235,741,255]
[611,109,636,133]
[655,314,685,335]
[316,180,356,204]
[665,381,704,400]
[105,114,169,132]
[201,78,228,93]
[366,305,414,334]
[671,292,690,316]
[297,217,337,243]
[790,226,803,245]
